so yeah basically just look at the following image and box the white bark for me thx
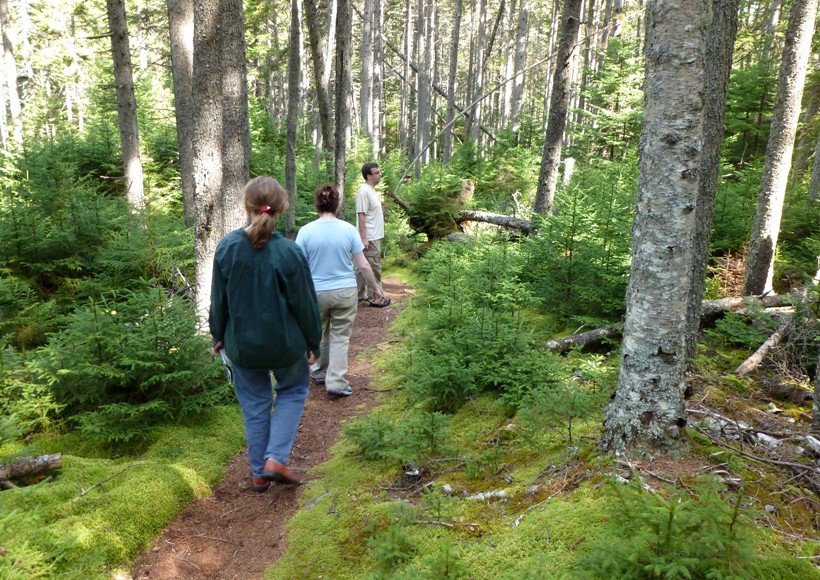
[442,0,463,163]
[0,0,22,145]
[509,0,529,133]
[744,0,818,295]
[601,0,738,456]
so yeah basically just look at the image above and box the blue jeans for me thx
[231,356,310,478]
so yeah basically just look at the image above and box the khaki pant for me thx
[356,238,383,301]
[310,287,358,393]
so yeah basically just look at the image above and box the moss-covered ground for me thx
[0,406,245,578]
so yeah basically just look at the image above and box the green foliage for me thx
[367,522,415,574]
[576,477,762,579]
[343,411,452,467]
[707,311,778,349]
[522,157,635,320]
[711,163,761,255]
[26,288,229,443]
[0,344,63,437]
[518,382,608,444]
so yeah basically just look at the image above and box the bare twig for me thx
[74,462,163,501]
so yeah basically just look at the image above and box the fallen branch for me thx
[735,319,791,378]
[74,461,162,501]
[538,294,794,354]
[455,211,533,235]
[0,453,62,482]
[538,325,622,354]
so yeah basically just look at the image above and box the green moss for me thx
[0,406,245,577]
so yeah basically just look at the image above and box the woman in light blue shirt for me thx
[296,184,383,396]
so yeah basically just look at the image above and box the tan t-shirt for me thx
[355,183,384,241]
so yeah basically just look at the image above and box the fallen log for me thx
[539,325,622,354]
[0,453,62,482]
[539,295,794,354]
[735,319,791,378]
[456,211,533,235]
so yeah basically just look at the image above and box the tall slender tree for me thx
[743,0,818,296]
[304,0,334,155]
[443,0,463,163]
[167,0,195,226]
[534,0,582,215]
[601,0,739,455]
[106,0,145,209]
[285,0,302,237]
[334,0,352,210]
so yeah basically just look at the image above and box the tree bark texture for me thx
[534,0,582,215]
[743,0,817,295]
[285,0,301,237]
[192,0,224,320]
[220,0,250,232]
[107,0,145,209]
[0,453,61,481]
[601,0,713,456]
[684,0,739,361]
[0,0,22,145]
[334,0,352,208]
[734,318,790,378]
[167,0,196,227]
[414,0,434,174]
[809,123,820,201]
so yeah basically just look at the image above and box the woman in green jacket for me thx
[209,176,322,492]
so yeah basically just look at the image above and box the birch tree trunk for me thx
[0,0,22,146]
[443,0,463,163]
[509,0,529,134]
[167,0,195,226]
[601,0,738,456]
[743,0,818,296]
[334,0,352,210]
[285,0,301,237]
[470,0,487,143]
[106,0,145,209]
[533,0,581,215]
[304,0,333,155]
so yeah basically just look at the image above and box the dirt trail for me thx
[132,279,410,579]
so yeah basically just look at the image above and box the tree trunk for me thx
[790,72,819,184]
[167,0,196,227]
[285,0,301,238]
[442,0,463,163]
[601,0,737,456]
[509,0,529,134]
[743,0,817,296]
[809,122,820,201]
[533,0,581,215]
[470,0,487,143]
[414,0,434,175]
[220,0,250,231]
[303,0,333,155]
[106,0,145,209]
[372,0,384,156]
[187,0,250,296]
[0,0,22,146]
[334,0,352,209]
[360,0,374,140]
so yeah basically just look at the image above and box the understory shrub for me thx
[26,287,229,443]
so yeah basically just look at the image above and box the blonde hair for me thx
[244,177,289,249]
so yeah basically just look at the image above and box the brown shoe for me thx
[251,477,271,492]
[262,459,300,484]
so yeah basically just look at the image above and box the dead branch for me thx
[74,461,162,501]
[0,453,62,482]
[538,325,622,354]
[538,294,795,354]
[455,211,533,234]
[735,319,792,378]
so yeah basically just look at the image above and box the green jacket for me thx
[209,229,322,369]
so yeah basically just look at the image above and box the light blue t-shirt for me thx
[295,218,365,292]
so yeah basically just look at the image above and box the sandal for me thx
[368,297,391,308]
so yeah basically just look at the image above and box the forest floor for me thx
[131,278,411,580]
